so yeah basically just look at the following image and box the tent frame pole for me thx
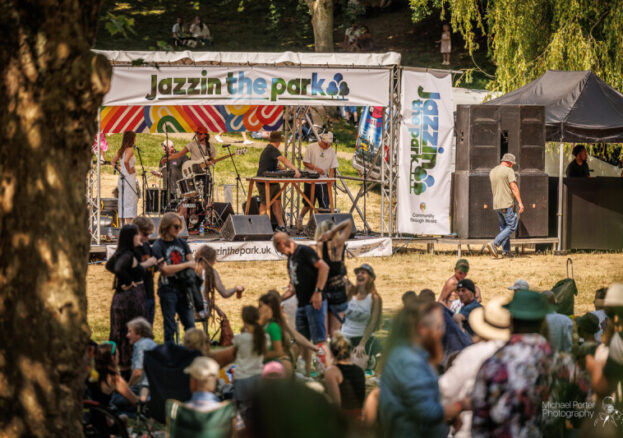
[556,138,563,251]
[96,109,101,245]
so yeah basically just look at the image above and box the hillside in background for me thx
[95,0,494,89]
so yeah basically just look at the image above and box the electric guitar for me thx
[181,148,247,178]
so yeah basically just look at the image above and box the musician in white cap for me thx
[297,131,339,230]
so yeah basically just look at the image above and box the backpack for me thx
[551,258,577,315]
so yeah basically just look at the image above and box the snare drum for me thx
[177,177,198,198]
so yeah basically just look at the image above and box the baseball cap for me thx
[508,279,529,291]
[354,263,376,279]
[455,258,469,273]
[269,131,283,142]
[501,153,516,165]
[457,278,476,294]
[184,357,220,381]
[161,139,174,148]
[320,132,334,143]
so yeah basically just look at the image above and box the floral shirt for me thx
[471,333,591,438]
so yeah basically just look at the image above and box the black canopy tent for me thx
[486,70,623,249]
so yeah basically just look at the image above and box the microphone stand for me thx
[222,143,246,214]
[164,124,170,213]
[135,145,147,215]
[195,134,213,229]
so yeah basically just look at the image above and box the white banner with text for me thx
[104,66,390,107]
[397,71,453,235]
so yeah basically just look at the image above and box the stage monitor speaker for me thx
[212,202,234,226]
[452,171,502,239]
[306,213,357,239]
[456,105,545,172]
[148,216,189,240]
[220,215,274,241]
[516,172,548,237]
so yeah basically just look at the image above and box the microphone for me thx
[134,145,142,152]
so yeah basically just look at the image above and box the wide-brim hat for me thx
[503,289,553,320]
[469,297,511,341]
[604,283,623,307]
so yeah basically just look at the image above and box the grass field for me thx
[87,251,623,343]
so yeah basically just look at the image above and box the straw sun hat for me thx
[468,297,512,341]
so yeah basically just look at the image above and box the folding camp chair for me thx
[165,399,236,438]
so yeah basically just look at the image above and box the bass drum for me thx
[177,178,198,199]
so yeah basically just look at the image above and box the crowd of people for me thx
[89,211,623,437]
[171,15,213,48]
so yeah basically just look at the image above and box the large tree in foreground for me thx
[410,0,623,92]
[0,1,110,436]
[306,0,334,52]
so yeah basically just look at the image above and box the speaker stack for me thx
[453,104,548,238]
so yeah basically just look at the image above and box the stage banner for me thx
[104,66,390,107]
[100,104,283,133]
[397,71,453,235]
[352,106,386,177]
[105,237,392,262]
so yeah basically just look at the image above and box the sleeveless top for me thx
[336,363,365,411]
[322,243,347,306]
[341,293,373,338]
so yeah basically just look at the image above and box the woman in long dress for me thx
[112,131,138,224]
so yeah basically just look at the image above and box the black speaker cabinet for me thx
[220,215,274,241]
[148,216,189,240]
[212,202,234,226]
[452,171,501,239]
[456,105,545,172]
[305,213,357,239]
[516,172,548,237]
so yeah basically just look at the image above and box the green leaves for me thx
[103,11,136,39]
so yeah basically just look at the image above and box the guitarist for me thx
[168,128,216,198]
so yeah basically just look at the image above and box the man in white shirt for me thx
[591,287,608,342]
[296,132,339,230]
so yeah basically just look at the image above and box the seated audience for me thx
[355,26,374,51]
[452,279,482,336]
[439,259,481,309]
[183,328,210,356]
[126,317,157,393]
[439,298,510,438]
[184,357,221,412]
[508,278,529,291]
[379,302,465,436]
[343,23,362,52]
[88,342,138,410]
[188,16,212,47]
[591,287,608,342]
[323,333,365,419]
[402,290,417,306]
[172,17,186,47]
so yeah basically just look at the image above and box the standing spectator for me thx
[591,287,608,342]
[188,16,212,47]
[439,298,510,438]
[566,144,591,177]
[439,24,452,65]
[233,306,266,426]
[487,153,524,258]
[379,302,465,437]
[438,259,482,309]
[275,232,329,353]
[452,279,482,337]
[296,132,339,229]
[323,333,365,420]
[342,264,383,370]
[105,224,157,371]
[542,290,573,352]
[111,131,138,224]
[133,216,156,325]
[471,290,588,437]
[314,219,352,335]
[152,213,197,344]
[172,17,186,47]
[184,357,222,412]
[343,23,362,52]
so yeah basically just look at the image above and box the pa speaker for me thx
[148,216,189,240]
[212,202,234,225]
[220,215,274,241]
[452,171,502,239]
[516,172,548,237]
[306,213,357,239]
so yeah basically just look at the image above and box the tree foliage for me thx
[410,0,623,93]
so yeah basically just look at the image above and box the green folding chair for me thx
[165,399,236,438]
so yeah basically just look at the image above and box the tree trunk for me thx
[0,2,110,436]
[306,0,334,52]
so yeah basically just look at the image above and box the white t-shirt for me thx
[591,309,608,342]
[172,23,181,35]
[186,140,216,162]
[341,293,373,338]
[303,142,338,176]
[233,332,265,380]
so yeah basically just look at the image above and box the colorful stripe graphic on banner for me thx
[100,105,283,134]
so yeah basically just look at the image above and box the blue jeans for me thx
[494,207,518,253]
[145,298,155,326]
[158,285,195,344]
[295,300,328,344]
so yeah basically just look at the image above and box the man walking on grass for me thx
[487,153,524,258]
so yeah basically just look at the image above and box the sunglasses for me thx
[101,340,117,355]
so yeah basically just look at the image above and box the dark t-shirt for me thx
[257,144,282,176]
[565,160,590,177]
[459,300,482,336]
[152,237,192,288]
[287,244,320,307]
[160,153,188,193]
[135,242,155,300]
